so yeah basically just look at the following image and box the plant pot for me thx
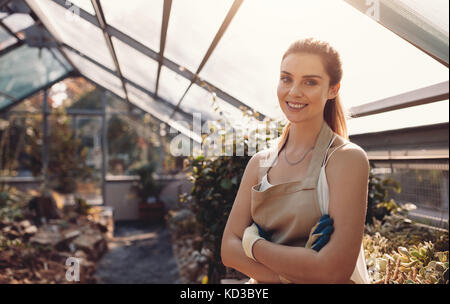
[138,200,166,223]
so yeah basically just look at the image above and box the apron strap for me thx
[323,142,350,167]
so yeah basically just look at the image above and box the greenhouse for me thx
[0,0,448,286]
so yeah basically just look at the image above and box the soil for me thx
[94,221,181,284]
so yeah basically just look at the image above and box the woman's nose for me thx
[288,84,304,98]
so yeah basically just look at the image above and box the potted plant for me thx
[130,162,165,223]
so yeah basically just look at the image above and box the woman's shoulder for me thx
[246,146,278,181]
[248,145,278,165]
[327,136,369,173]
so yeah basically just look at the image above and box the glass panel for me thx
[126,83,197,141]
[200,0,449,119]
[2,13,35,33]
[165,0,234,72]
[181,82,248,126]
[0,114,43,178]
[158,66,190,106]
[63,46,125,99]
[0,95,12,109]
[0,45,70,103]
[68,0,95,15]
[107,112,160,175]
[8,91,43,113]
[105,90,130,113]
[73,115,102,204]
[112,36,158,93]
[65,84,102,110]
[100,0,162,52]
[0,25,17,50]
[27,0,115,70]
[347,100,449,135]
[48,44,73,71]
[398,0,449,35]
[126,82,185,122]
[48,77,98,110]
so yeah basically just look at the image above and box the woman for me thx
[221,38,371,284]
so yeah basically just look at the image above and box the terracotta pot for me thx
[138,201,166,223]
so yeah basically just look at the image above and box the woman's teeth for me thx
[287,102,307,109]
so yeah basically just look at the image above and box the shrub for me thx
[367,163,402,225]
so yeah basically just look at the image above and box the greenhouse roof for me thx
[0,0,448,141]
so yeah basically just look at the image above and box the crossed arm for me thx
[221,146,370,284]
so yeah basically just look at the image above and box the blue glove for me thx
[305,214,334,252]
[254,222,273,241]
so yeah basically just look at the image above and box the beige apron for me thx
[251,120,335,247]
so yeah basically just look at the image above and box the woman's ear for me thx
[327,83,340,100]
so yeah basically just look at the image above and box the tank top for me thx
[250,120,371,284]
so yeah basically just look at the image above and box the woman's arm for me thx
[221,151,281,283]
[251,146,370,283]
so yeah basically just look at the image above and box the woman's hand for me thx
[305,214,334,251]
[242,223,265,261]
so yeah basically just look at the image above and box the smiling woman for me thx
[221,38,371,284]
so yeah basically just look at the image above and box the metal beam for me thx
[349,81,449,118]
[154,0,172,99]
[42,88,49,191]
[101,89,107,206]
[350,121,449,152]
[170,0,244,119]
[82,74,202,143]
[0,39,23,56]
[90,0,131,108]
[343,0,449,67]
[49,0,263,119]
[0,90,14,100]
[0,18,21,41]
[60,42,196,123]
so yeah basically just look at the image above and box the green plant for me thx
[130,161,163,202]
[21,108,92,194]
[0,186,30,223]
[181,154,251,284]
[180,107,282,283]
[367,163,402,224]
[364,216,449,284]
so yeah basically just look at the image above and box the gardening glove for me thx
[242,222,266,261]
[305,214,334,252]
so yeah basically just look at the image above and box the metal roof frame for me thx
[82,72,201,143]
[90,0,130,106]
[1,0,448,129]
[344,0,449,67]
[59,42,198,125]
[154,0,172,99]
[48,0,261,119]
[18,0,206,142]
[169,0,243,119]
[349,80,449,118]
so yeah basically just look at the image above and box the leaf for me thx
[220,178,232,190]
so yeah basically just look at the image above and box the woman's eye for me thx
[305,80,317,86]
[280,77,290,83]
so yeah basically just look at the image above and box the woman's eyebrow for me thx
[280,71,322,79]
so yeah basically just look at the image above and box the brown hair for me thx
[277,38,350,152]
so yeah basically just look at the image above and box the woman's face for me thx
[277,52,339,123]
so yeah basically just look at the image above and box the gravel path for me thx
[94,221,181,284]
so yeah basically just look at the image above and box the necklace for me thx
[283,142,314,166]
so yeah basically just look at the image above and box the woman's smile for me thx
[286,101,309,112]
